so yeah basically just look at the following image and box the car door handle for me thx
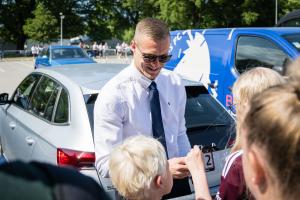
[9,122,16,130]
[25,137,35,146]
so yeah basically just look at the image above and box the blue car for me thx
[166,28,300,111]
[35,45,96,69]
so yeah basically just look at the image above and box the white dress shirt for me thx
[94,62,191,177]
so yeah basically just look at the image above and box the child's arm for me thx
[186,145,212,200]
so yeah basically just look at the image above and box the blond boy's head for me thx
[109,135,173,200]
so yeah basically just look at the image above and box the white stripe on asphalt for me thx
[0,68,5,72]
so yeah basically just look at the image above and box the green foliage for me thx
[158,0,203,29]
[0,0,36,49]
[1,0,300,49]
[122,28,134,43]
[242,12,259,25]
[23,2,58,43]
[37,0,85,38]
[282,0,300,16]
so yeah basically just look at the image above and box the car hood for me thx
[51,58,96,66]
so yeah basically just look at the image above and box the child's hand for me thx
[185,145,205,174]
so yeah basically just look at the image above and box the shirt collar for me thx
[129,62,162,90]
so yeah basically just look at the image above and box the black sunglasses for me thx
[136,44,172,63]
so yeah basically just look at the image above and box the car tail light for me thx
[57,148,95,168]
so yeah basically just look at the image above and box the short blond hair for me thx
[284,56,300,80]
[231,67,285,152]
[109,135,168,200]
[134,18,170,43]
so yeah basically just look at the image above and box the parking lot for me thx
[0,57,132,96]
[0,60,34,96]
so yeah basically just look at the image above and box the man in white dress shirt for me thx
[94,18,192,198]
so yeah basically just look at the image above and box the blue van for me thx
[165,28,300,110]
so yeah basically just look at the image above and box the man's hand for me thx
[168,157,190,179]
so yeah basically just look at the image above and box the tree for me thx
[0,0,36,49]
[157,0,203,29]
[83,0,116,42]
[37,0,85,38]
[23,2,58,44]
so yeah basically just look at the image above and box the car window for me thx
[54,88,69,123]
[235,36,290,74]
[279,18,300,27]
[51,48,87,59]
[185,86,235,150]
[29,76,60,120]
[84,93,98,133]
[44,86,60,121]
[12,74,41,110]
[282,34,300,52]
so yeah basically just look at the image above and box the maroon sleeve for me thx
[215,155,246,200]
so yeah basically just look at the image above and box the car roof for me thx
[277,9,300,26]
[35,63,127,94]
[49,45,81,49]
[171,27,300,36]
[35,63,205,95]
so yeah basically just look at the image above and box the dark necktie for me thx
[149,81,168,157]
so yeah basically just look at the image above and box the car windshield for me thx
[84,86,235,150]
[51,47,88,59]
[282,34,300,52]
[185,86,235,150]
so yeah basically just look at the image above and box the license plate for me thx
[204,151,215,172]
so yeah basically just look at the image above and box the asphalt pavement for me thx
[0,60,34,96]
[0,56,132,96]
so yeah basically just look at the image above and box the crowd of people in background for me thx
[26,40,131,60]
[30,44,43,58]
[115,42,131,58]
[79,40,131,59]
[91,41,109,59]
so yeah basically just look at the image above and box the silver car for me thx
[0,63,235,199]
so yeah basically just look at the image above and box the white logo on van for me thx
[173,30,217,98]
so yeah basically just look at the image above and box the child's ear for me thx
[248,146,268,194]
[154,175,163,188]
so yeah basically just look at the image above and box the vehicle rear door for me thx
[2,74,41,160]
[22,75,62,162]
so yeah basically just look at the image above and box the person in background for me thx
[79,40,84,49]
[98,42,103,58]
[186,67,285,200]
[92,41,98,58]
[116,43,121,58]
[109,135,173,200]
[94,18,191,198]
[242,80,300,200]
[31,45,38,58]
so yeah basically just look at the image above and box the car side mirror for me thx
[0,93,10,105]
